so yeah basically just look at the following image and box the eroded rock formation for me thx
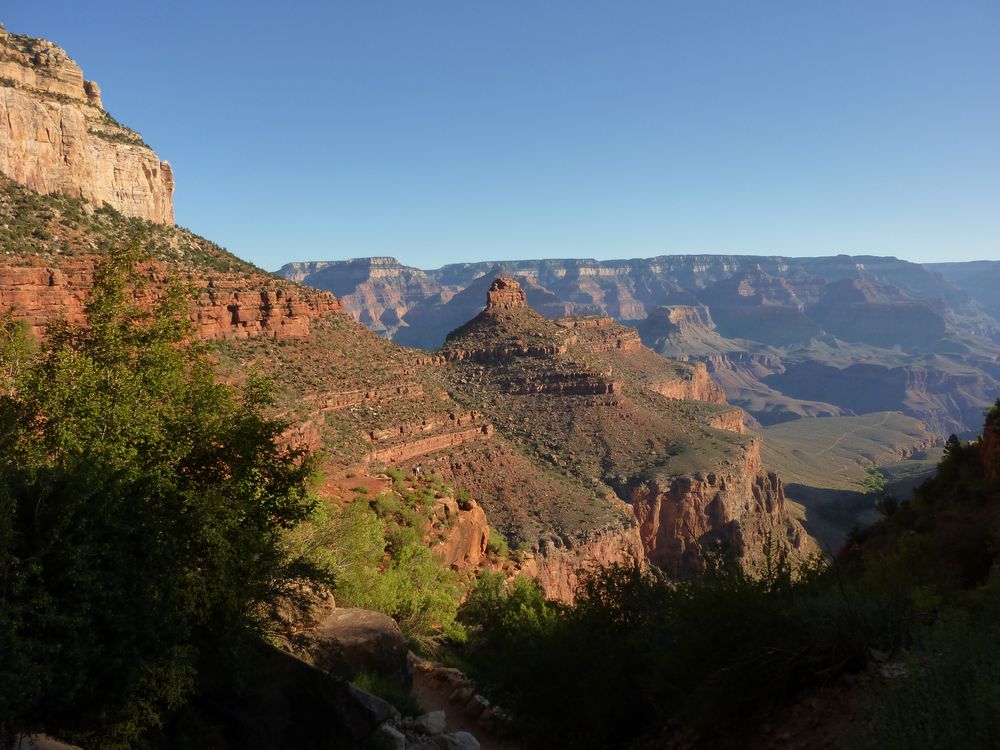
[0,256,341,340]
[0,25,174,222]
[484,277,527,311]
[516,524,645,603]
[437,278,811,589]
[630,436,806,576]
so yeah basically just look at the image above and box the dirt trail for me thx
[816,413,892,481]
[412,669,520,750]
[816,413,891,458]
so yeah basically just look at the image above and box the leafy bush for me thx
[863,577,1000,749]
[458,543,925,748]
[312,494,464,651]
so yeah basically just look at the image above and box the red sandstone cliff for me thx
[0,256,341,341]
[630,435,807,576]
[516,524,646,603]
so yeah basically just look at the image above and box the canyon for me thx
[0,156,806,609]
[0,139,812,595]
[279,256,1000,436]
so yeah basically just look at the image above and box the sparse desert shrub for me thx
[486,530,509,558]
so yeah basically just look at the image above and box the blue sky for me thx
[5,1,999,269]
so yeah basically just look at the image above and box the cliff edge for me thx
[0,24,174,223]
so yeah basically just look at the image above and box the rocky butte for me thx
[0,24,174,223]
[434,278,810,586]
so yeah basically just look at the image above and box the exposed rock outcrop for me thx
[0,26,174,222]
[484,277,527,311]
[630,436,807,576]
[0,257,341,340]
[649,361,726,403]
[437,279,810,588]
[308,608,411,686]
[432,497,490,570]
[516,524,646,603]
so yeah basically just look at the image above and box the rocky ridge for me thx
[0,28,811,601]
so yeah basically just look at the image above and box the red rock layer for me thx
[431,497,491,571]
[630,436,807,576]
[0,257,341,340]
[650,361,726,404]
[516,525,646,603]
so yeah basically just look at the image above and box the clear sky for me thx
[5,2,999,269]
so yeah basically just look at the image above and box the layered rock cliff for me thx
[0,256,340,341]
[0,25,174,223]
[0,174,339,341]
[630,435,806,576]
[516,524,645,603]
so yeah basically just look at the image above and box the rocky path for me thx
[412,665,520,750]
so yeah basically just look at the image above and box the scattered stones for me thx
[435,731,481,750]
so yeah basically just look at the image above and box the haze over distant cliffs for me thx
[278,254,1000,436]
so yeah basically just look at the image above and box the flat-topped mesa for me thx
[0,25,174,223]
[485,277,527,311]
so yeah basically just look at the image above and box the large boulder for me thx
[160,644,393,749]
[310,608,411,686]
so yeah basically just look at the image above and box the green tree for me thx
[864,467,887,496]
[0,248,320,747]
[0,313,33,396]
